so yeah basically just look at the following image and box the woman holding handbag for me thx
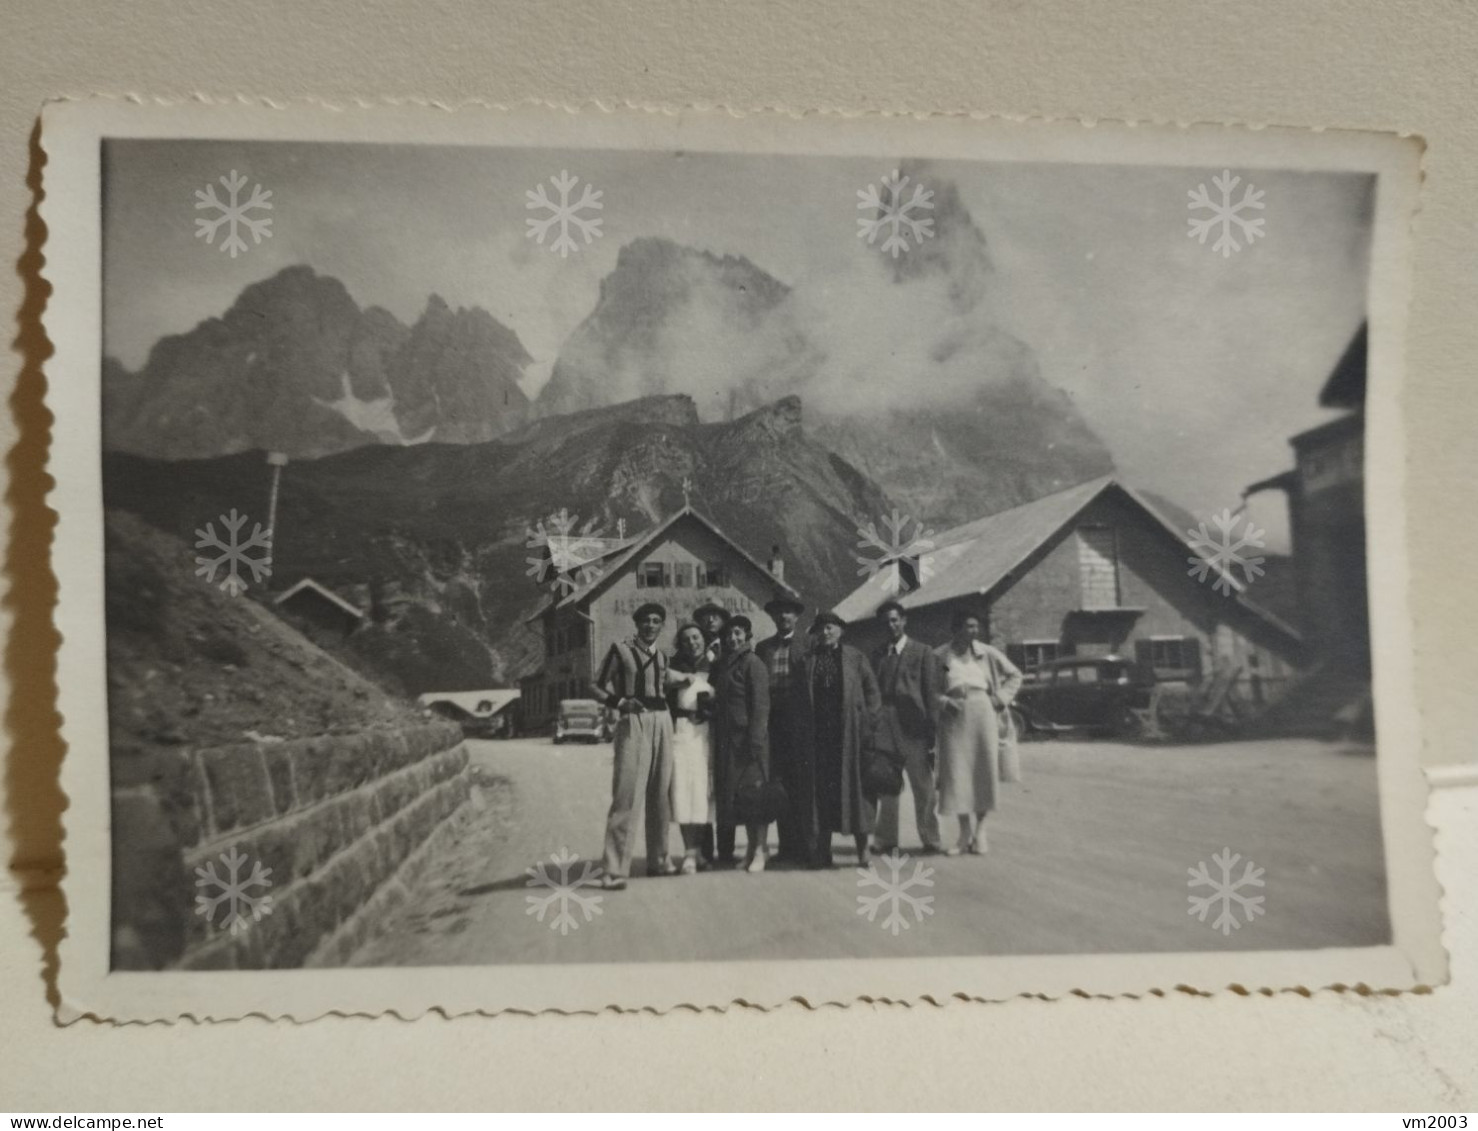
[710,615,776,873]
[933,610,1024,856]
[803,612,883,869]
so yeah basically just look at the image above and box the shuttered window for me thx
[637,562,670,588]
[1077,526,1120,609]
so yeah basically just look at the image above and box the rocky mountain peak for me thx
[104,265,532,460]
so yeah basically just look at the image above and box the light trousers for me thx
[600,709,674,878]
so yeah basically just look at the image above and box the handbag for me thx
[862,752,905,799]
[998,702,1022,784]
[734,759,789,825]
[863,708,908,799]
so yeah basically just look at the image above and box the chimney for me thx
[767,544,785,582]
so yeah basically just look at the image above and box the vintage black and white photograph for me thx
[43,104,1438,1017]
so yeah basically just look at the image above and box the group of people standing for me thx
[591,594,1025,890]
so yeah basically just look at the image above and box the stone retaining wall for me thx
[110,720,470,970]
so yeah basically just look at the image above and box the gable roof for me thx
[416,689,520,717]
[525,505,801,622]
[273,577,365,620]
[832,476,1300,643]
[1319,321,1367,410]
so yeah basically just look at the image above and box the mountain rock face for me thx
[534,171,1114,527]
[102,395,892,692]
[104,265,532,460]
[537,238,817,421]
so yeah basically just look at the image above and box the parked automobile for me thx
[553,698,608,744]
[1011,655,1152,739]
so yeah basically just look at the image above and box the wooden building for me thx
[833,476,1305,704]
[520,506,802,730]
[272,576,365,645]
[1246,322,1368,669]
[416,689,521,738]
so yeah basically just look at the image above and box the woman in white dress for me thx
[666,624,716,874]
[933,610,1023,856]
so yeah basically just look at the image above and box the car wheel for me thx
[1115,706,1141,739]
[1009,707,1043,742]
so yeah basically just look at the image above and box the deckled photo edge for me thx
[36,100,1442,1022]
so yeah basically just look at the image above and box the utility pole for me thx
[265,451,288,584]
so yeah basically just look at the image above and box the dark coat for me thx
[755,633,809,715]
[871,636,944,762]
[802,642,882,836]
[710,645,772,819]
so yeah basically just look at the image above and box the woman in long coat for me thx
[933,609,1024,855]
[801,612,882,868]
[709,615,773,873]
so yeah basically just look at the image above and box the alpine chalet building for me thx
[519,506,802,730]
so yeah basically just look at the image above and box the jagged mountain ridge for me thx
[104,265,532,460]
[102,394,895,693]
[534,234,1116,526]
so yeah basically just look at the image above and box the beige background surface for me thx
[1,0,1475,1111]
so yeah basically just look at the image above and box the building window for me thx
[706,562,730,588]
[673,562,694,588]
[567,622,586,649]
[637,561,670,588]
[1077,526,1120,610]
[1139,635,1201,683]
[1019,640,1060,677]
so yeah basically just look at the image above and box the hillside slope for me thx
[104,509,418,752]
[102,395,895,693]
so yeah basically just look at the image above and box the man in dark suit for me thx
[756,595,811,866]
[870,600,945,856]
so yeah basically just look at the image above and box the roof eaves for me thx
[894,477,1119,614]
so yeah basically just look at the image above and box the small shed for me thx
[272,577,365,643]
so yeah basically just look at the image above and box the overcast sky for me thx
[103,140,1374,550]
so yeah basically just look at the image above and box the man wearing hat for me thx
[692,601,730,666]
[757,594,812,865]
[593,601,676,889]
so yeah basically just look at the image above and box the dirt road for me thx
[348,735,1389,966]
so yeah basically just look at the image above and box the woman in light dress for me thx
[933,610,1023,856]
[666,624,716,874]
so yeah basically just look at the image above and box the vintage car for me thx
[1010,655,1153,739]
[553,698,609,744]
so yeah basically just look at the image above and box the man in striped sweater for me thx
[594,602,676,889]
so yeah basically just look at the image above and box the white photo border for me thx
[40,99,1442,1021]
